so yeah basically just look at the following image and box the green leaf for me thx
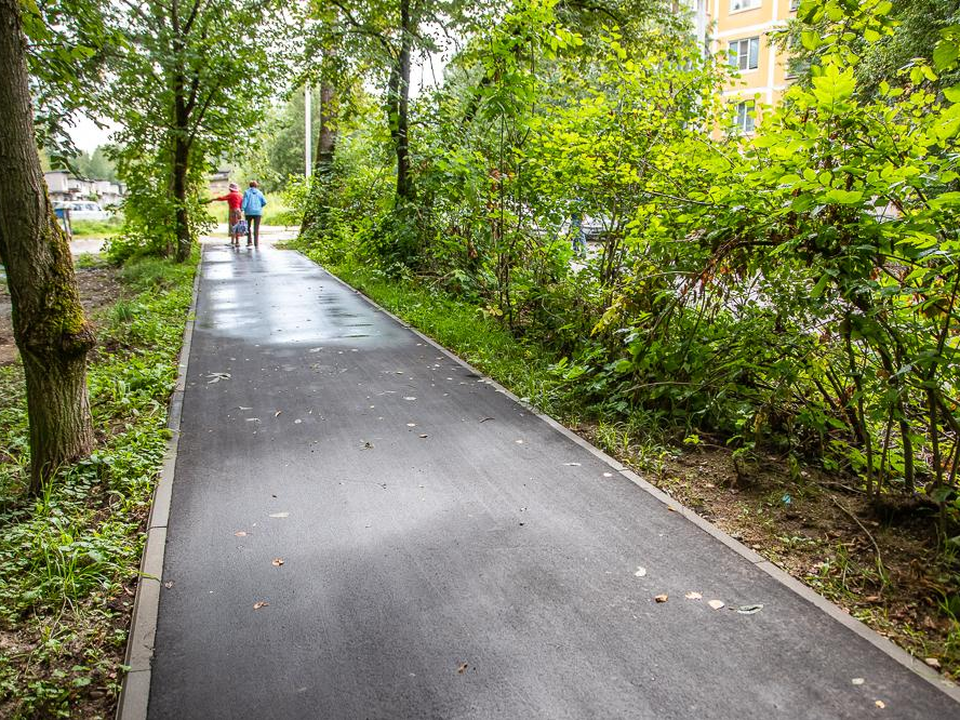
[801,30,821,51]
[824,189,863,204]
[944,84,960,103]
[810,273,830,298]
[934,41,960,71]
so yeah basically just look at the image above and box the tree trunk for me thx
[172,133,191,262]
[0,0,96,492]
[396,0,413,202]
[300,59,338,236]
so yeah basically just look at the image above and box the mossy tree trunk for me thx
[0,0,96,492]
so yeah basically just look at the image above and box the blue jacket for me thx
[242,188,267,216]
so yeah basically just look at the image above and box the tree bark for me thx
[301,53,338,236]
[171,0,192,262]
[396,0,413,202]
[0,0,96,492]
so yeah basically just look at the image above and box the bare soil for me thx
[0,265,122,365]
[576,422,957,681]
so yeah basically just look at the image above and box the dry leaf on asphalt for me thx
[563,462,582,467]
[163,581,174,589]
[479,417,494,423]
[253,601,269,610]
[457,663,468,674]
[403,396,417,401]
[272,558,284,567]
[206,372,231,383]
[654,594,668,603]
[419,434,429,439]
[275,410,282,417]
[851,678,865,685]
[363,441,374,449]
[685,592,702,600]
[269,512,289,518]
[737,604,764,615]
[634,567,647,578]
[875,700,885,709]
[406,423,417,427]
[234,531,248,537]
[707,599,725,610]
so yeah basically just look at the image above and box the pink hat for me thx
[228,182,239,191]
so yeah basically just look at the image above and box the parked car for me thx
[54,201,112,222]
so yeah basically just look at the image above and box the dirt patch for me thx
[0,264,123,365]
[576,422,958,681]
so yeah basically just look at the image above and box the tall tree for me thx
[0,0,96,491]
[109,0,275,261]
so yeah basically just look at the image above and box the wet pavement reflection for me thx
[200,244,406,347]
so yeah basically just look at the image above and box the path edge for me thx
[312,257,960,706]
[116,247,203,720]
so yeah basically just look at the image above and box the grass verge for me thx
[0,251,197,719]
[70,218,123,239]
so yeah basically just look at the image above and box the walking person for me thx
[242,181,267,248]
[210,183,244,246]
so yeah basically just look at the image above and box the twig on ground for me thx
[832,496,885,581]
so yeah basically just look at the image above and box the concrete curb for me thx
[116,248,203,720]
[315,259,960,706]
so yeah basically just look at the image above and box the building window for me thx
[730,0,761,11]
[733,101,756,134]
[729,37,761,71]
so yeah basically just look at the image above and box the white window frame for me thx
[730,0,761,12]
[734,101,756,134]
[729,37,761,71]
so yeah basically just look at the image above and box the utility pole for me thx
[305,82,312,178]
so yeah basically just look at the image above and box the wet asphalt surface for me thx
[148,244,959,719]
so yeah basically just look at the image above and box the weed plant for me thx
[0,251,196,718]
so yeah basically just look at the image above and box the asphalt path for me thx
[147,243,959,719]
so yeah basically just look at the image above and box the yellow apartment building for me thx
[688,0,799,132]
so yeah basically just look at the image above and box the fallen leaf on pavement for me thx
[363,441,374,449]
[925,658,941,670]
[654,594,668,603]
[457,663,468,674]
[407,423,417,427]
[206,372,231,383]
[272,558,284,567]
[163,581,174,589]
[851,678,865,686]
[269,512,289,518]
[419,434,429,438]
[634,567,647,578]
[253,601,269,610]
[603,472,613,477]
[235,531,248,537]
[275,410,282,417]
[737,604,764,615]
[875,700,885,709]
[707,599,725,610]
[403,396,417,401]
[685,592,702,600]
[563,462,581,467]
[479,417,494,423]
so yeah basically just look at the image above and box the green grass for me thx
[70,218,123,239]
[0,251,197,719]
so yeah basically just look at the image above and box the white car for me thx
[55,201,112,221]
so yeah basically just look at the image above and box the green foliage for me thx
[105,0,277,260]
[295,0,960,543]
[0,253,196,717]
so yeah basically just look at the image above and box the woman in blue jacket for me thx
[241,181,268,247]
